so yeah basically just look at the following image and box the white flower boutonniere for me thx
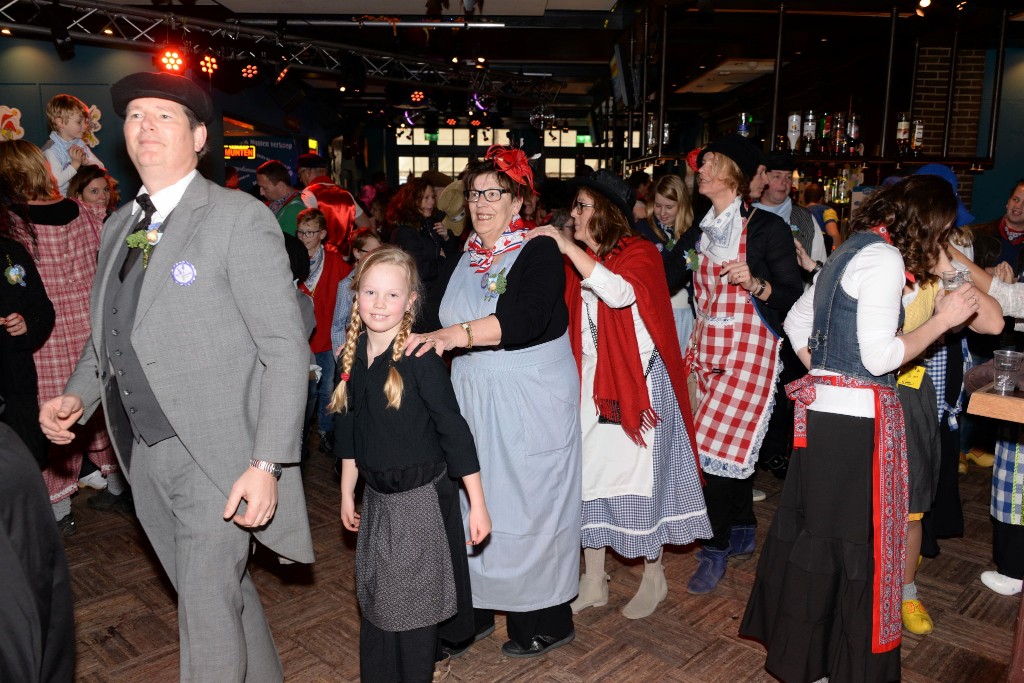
[126,227,162,268]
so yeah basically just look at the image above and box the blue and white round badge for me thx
[171,260,197,286]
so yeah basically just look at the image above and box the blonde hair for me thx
[46,94,89,133]
[0,140,60,201]
[327,246,422,414]
[646,174,693,242]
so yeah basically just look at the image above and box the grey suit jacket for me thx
[66,174,315,564]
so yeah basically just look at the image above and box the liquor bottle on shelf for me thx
[787,112,802,154]
[818,112,833,156]
[802,110,817,156]
[832,112,847,157]
[846,113,862,156]
[911,119,924,158]
[896,112,911,157]
[737,112,752,138]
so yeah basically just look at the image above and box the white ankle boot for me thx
[622,554,668,619]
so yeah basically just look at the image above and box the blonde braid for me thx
[327,303,364,414]
[383,309,412,410]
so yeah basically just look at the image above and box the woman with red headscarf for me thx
[407,147,582,659]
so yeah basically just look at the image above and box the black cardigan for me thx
[676,203,802,334]
[424,237,569,350]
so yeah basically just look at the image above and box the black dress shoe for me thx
[500,631,575,659]
[441,624,496,659]
[57,512,76,537]
[87,488,134,513]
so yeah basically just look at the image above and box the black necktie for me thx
[119,194,157,282]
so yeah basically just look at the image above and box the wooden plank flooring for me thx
[64,454,1015,682]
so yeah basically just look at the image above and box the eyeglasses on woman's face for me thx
[572,201,595,215]
[464,188,511,203]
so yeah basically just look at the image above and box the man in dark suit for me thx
[40,72,313,682]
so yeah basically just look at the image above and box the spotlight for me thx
[469,118,482,128]
[445,117,458,127]
[199,55,218,75]
[158,47,185,72]
[275,65,290,84]
[477,56,486,63]
[919,0,931,6]
[50,23,74,61]
[410,90,426,104]
[102,25,114,36]
[339,85,346,92]
[451,56,459,64]
[241,64,258,79]
[1,28,10,36]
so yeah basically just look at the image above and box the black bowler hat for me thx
[573,169,636,227]
[763,150,796,173]
[697,133,764,181]
[110,72,214,125]
[297,153,327,170]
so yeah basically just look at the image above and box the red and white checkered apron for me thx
[684,216,781,478]
[12,202,118,503]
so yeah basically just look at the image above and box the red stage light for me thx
[158,48,184,72]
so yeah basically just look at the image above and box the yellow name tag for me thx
[897,365,926,389]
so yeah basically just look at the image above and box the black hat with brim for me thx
[697,133,764,181]
[111,72,214,125]
[571,169,636,228]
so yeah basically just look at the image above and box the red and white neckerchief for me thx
[786,373,908,654]
[466,217,527,273]
[684,208,781,478]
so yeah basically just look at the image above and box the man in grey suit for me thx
[39,72,314,682]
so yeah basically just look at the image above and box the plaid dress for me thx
[685,216,781,479]
[994,427,1024,525]
[12,201,117,503]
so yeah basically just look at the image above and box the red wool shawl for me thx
[566,236,700,466]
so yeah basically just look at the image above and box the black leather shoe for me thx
[441,624,496,659]
[500,631,575,659]
[57,512,76,537]
[87,489,134,513]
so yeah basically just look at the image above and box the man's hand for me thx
[39,394,84,445]
[223,466,279,528]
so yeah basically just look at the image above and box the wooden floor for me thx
[65,452,1017,682]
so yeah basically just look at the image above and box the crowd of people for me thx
[2,71,1024,683]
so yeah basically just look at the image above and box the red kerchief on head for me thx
[485,145,535,195]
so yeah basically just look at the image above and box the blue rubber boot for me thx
[728,525,756,559]
[686,547,728,594]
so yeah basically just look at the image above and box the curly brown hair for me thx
[385,177,432,227]
[847,174,957,286]
[577,189,634,259]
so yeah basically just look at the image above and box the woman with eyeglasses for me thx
[676,134,803,595]
[530,170,711,620]
[406,147,582,659]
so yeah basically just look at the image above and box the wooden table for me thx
[967,384,1024,683]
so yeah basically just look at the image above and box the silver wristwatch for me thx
[250,458,282,479]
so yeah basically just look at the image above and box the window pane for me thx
[396,129,412,146]
[545,158,561,178]
[415,157,430,175]
[491,128,510,146]
[438,129,454,146]
[454,157,469,177]
[454,129,471,145]
[438,158,454,176]
[398,156,415,181]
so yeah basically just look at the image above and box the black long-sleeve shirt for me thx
[334,334,479,478]
[423,237,568,350]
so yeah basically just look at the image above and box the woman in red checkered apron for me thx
[0,141,122,535]
[740,175,984,683]
[677,135,804,595]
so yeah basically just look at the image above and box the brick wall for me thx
[911,47,986,206]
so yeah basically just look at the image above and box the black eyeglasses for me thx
[464,188,511,203]
[572,201,595,215]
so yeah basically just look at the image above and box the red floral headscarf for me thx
[485,145,536,195]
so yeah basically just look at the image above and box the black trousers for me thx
[700,471,756,550]
[360,616,438,683]
[473,602,573,648]
[993,518,1024,580]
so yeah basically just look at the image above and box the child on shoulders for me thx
[42,94,105,197]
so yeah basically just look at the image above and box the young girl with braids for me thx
[330,246,491,683]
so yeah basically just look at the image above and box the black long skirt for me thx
[740,411,901,683]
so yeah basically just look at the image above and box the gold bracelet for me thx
[460,322,474,349]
